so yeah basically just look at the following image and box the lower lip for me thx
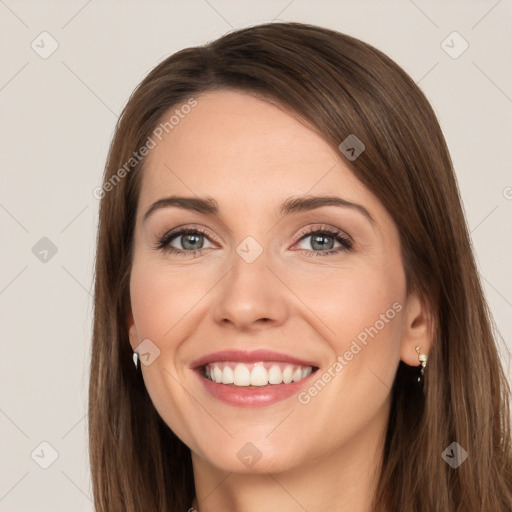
[194,369,317,407]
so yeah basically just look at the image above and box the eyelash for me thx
[154,225,354,258]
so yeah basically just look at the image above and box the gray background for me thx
[1,0,511,510]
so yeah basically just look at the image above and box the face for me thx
[127,89,424,475]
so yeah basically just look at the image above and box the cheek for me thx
[288,265,406,438]
[129,259,203,346]
[286,257,407,380]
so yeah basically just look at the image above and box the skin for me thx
[127,89,432,512]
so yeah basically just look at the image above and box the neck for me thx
[190,399,389,512]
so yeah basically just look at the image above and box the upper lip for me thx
[190,349,319,369]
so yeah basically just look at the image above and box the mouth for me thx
[190,349,320,407]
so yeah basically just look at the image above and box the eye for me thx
[155,227,215,257]
[293,226,353,257]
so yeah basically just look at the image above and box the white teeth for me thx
[282,366,293,384]
[204,362,314,386]
[268,365,282,384]
[291,367,302,382]
[221,366,234,384]
[233,364,251,386]
[213,366,223,383]
[250,364,268,386]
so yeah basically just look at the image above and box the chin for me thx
[193,438,309,475]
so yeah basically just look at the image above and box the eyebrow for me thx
[143,195,374,224]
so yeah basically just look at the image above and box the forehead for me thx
[138,89,376,214]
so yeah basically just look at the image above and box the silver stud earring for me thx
[133,351,140,370]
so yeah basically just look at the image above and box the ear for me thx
[126,308,139,351]
[400,291,434,366]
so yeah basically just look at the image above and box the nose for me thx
[212,242,289,332]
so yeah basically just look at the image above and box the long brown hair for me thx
[89,22,512,511]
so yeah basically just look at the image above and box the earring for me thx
[133,351,140,370]
[415,346,427,385]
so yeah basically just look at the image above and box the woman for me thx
[88,22,512,511]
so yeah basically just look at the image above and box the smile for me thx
[203,361,314,387]
[191,349,320,406]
